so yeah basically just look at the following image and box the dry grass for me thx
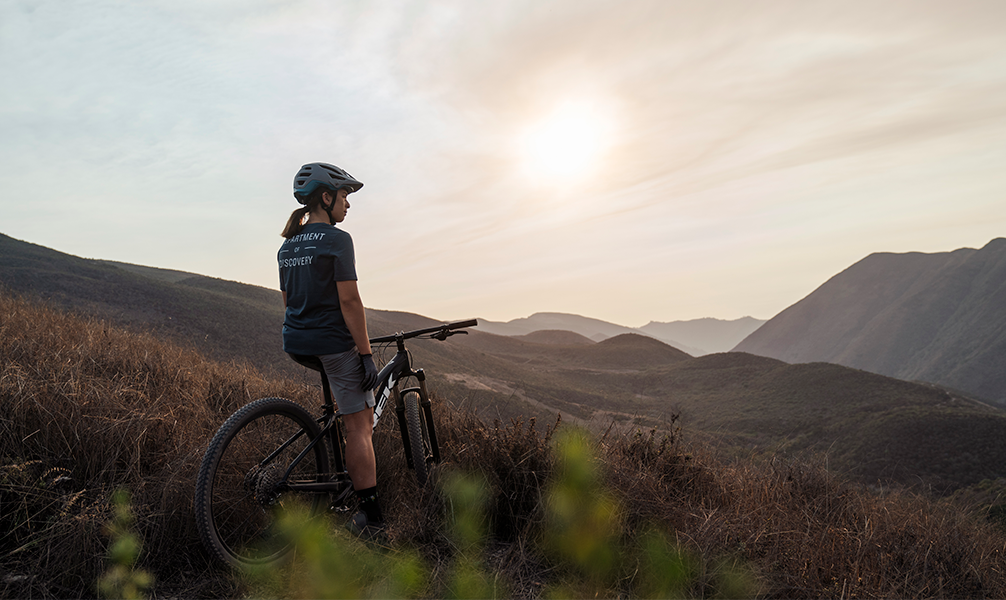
[0,292,314,597]
[3,290,1006,598]
[603,429,1006,598]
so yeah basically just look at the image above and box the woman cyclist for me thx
[278,162,384,540]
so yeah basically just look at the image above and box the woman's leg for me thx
[341,407,377,490]
[317,349,383,533]
[318,350,377,489]
[342,407,384,531]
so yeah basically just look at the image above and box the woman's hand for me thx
[359,354,379,391]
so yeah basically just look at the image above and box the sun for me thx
[519,101,614,186]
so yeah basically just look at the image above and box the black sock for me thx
[355,486,384,524]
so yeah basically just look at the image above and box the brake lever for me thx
[431,329,468,341]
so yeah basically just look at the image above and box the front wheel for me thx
[402,390,436,486]
[194,397,330,569]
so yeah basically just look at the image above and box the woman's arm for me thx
[336,280,373,355]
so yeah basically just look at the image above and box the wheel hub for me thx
[244,463,285,506]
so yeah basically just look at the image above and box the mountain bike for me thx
[193,319,477,568]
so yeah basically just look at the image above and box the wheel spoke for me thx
[195,398,330,567]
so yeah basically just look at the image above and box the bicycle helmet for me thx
[293,162,364,204]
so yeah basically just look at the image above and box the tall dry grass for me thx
[3,289,1006,598]
[0,291,314,596]
[602,428,1006,598]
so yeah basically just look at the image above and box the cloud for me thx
[2,0,1005,323]
[382,0,1006,191]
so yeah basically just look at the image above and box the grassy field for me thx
[4,291,1006,598]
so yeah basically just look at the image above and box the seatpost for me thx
[319,370,335,414]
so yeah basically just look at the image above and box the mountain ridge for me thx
[477,311,764,356]
[734,238,1006,404]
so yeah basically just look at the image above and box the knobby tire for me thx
[194,397,329,569]
[402,390,433,486]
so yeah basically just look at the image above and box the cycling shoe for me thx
[345,511,388,545]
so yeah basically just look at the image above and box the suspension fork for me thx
[393,384,413,469]
[416,371,441,463]
[394,369,441,468]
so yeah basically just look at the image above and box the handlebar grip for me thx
[368,318,478,344]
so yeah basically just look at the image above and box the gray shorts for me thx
[319,348,376,415]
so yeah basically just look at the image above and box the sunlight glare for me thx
[519,101,614,186]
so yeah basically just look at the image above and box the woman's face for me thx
[325,188,351,222]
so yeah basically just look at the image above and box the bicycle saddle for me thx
[288,353,324,373]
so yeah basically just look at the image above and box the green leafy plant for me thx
[240,502,427,599]
[97,489,152,600]
[543,428,623,595]
[543,427,757,598]
[441,470,504,599]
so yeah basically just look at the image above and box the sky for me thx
[2,0,1005,327]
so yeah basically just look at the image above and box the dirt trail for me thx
[443,372,661,431]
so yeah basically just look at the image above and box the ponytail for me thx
[281,206,310,239]
[281,188,330,238]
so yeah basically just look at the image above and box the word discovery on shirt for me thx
[279,232,326,269]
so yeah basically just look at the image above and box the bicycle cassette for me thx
[244,463,284,506]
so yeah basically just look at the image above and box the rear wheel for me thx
[194,397,329,568]
[403,390,435,486]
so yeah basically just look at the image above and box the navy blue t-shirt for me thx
[278,222,358,355]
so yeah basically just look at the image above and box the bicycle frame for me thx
[194,319,479,568]
[273,320,473,498]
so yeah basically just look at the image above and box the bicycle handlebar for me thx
[369,319,478,345]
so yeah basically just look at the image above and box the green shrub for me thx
[97,489,152,600]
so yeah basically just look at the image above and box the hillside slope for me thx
[734,238,1006,404]
[5,233,1006,494]
[6,292,1006,599]
[439,331,1006,493]
[0,233,437,378]
[636,354,1006,493]
[0,233,292,374]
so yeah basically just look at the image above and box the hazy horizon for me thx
[3,1,1004,325]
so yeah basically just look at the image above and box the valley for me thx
[3,231,1006,494]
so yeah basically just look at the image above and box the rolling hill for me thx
[639,316,765,354]
[4,232,1006,493]
[734,238,1006,405]
[437,332,1006,493]
[0,232,292,375]
[0,233,438,378]
[477,312,764,356]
